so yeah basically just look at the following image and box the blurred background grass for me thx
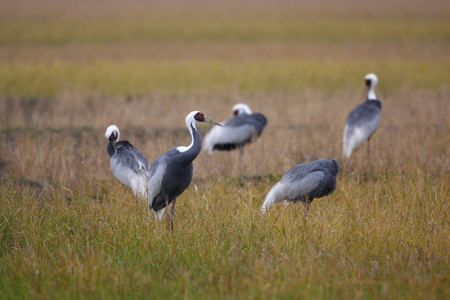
[0,1,448,99]
[1,59,449,97]
[1,18,448,45]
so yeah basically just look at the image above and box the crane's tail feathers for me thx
[154,208,166,221]
[342,146,352,158]
[342,127,352,158]
[343,126,368,158]
[343,135,355,158]
[261,183,283,213]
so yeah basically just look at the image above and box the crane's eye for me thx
[109,133,115,141]
[233,109,239,116]
[195,112,204,121]
[365,79,371,86]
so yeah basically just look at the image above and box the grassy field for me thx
[0,0,449,299]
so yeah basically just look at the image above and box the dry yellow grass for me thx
[1,89,448,180]
[2,89,448,298]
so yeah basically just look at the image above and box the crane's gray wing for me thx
[262,170,324,212]
[147,157,167,210]
[343,103,380,157]
[218,114,264,143]
[115,141,150,178]
[247,113,267,136]
[203,121,255,151]
[203,114,266,154]
[222,115,252,127]
[281,167,325,200]
[346,103,381,138]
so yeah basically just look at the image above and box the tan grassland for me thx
[0,1,449,299]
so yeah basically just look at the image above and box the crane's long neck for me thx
[176,122,202,165]
[367,84,377,101]
[107,140,116,157]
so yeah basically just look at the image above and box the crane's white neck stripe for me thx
[177,122,196,153]
[368,88,377,100]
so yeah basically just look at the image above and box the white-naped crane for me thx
[343,73,382,159]
[147,111,221,229]
[261,158,339,213]
[105,125,150,198]
[203,103,267,154]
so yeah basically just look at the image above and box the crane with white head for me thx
[105,125,150,198]
[147,111,221,229]
[343,73,382,159]
[203,103,267,154]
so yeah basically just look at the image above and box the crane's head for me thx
[232,103,252,116]
[330,158,340,175]
[105,125,120,142]
[186,111,222,128]
[364,73,379,100]
[364,73,378,88]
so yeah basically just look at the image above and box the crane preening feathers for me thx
[105,125,150,198]
[261,158,339,213]
[203,103,267,154]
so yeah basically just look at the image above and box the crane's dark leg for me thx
[164,195,173,231]
[367,137,371,162]
[169,197,177,231]
[304,200,311,218]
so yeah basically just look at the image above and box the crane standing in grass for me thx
[203,103,267,154]
[261,158,339,213]
[147,111,221,229]
[343,73,382,159]
[105,125,150,199]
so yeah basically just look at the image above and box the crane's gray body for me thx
[203,112,267,153]
[343,100,381,158]
[261,158,339,212]
[147,111,221,222]
[147,123,200,218]
[106,127,150,198]
[343,73,382,158]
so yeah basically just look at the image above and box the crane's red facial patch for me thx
[109,133,115,141]
[365,79,371,86]
[233,109,239,116]
[194,112,205,121]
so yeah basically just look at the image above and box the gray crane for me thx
[343,73,382,159]
[261,158,339,213]
[203,103,267,154]
[105,125,150,198]
[147,111,221,228]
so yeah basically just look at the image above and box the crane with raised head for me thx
[147,111,221,229]
[343,73,382,159]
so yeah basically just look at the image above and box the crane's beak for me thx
[363,84,368,100]
[204,117,222,127]
[110,139,117,150]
